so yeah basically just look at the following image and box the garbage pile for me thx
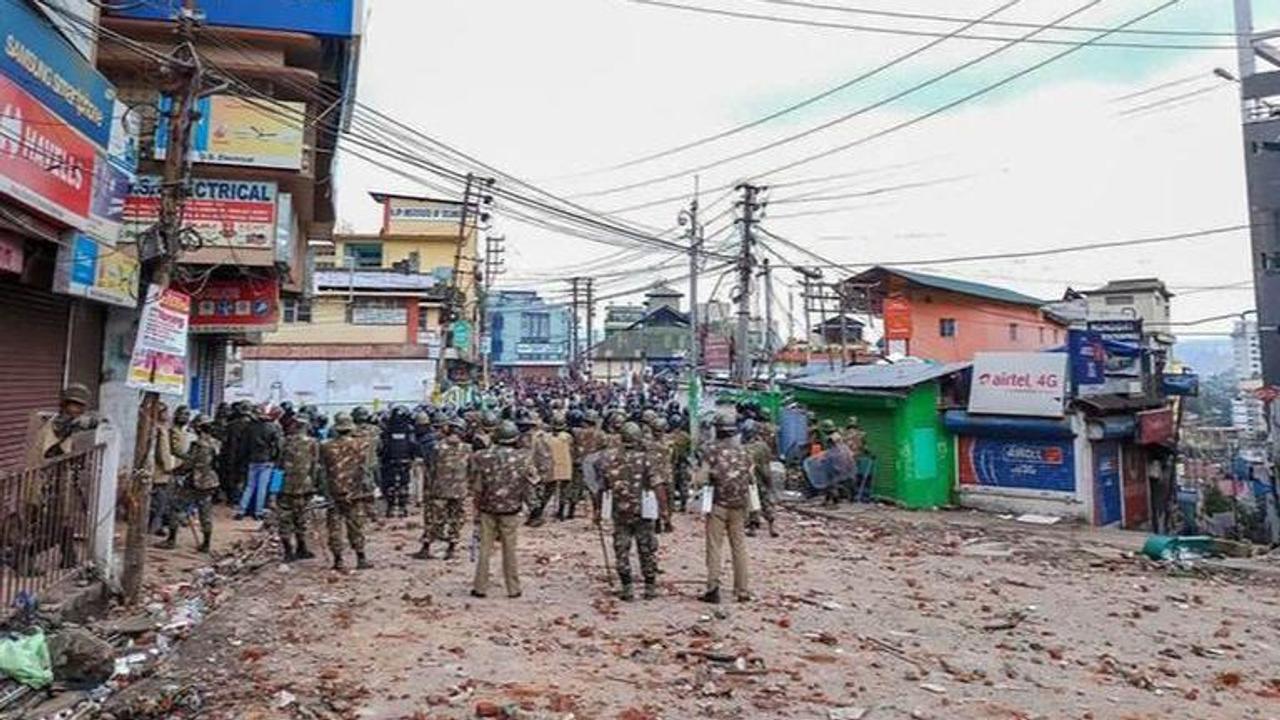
[0,533,274,719]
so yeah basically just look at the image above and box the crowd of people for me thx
[143,378,794,603]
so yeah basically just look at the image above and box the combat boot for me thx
[332,553,345,571]
[281,538,296,562]
[356,551,372,570]
[295,535,315,559]
[643,579,658,600]
[410,542,432,560]
[565,503,576,520]
[768,520,779,538]
[197,534,211,554]
[618,583,635,602]
[698,587,721,604]
[156,527,177,550]
[444,542,457,560]
[746,523,758,538]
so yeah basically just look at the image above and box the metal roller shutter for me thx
[0,281,70,470]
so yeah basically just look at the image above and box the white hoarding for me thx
[968,352,1068,418]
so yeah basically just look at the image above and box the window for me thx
[347,297,406,325]
[282,298,312,324]
[1105,294,1135,306]
[1009,323,1019,341]
[1039,326,1045,344]
[939,318,957,337]
[520,312,551,341]
[343,242,383,269]
[1053,328,1060,344]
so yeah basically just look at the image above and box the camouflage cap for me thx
[845,416,861,428]
[415,411,432,426]
[551,411,568,429]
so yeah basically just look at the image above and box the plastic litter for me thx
[0,630,53,689]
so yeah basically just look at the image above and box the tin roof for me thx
[785,361,971,392]
[855,266,1046,307]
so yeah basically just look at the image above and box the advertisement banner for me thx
[1087,319,1143,377]
[53,232,139,308]
[0,0,116,149]
[968,352,1068,418]
[123,176,276,248]
[155,94,306,170]
[0,73,128,245]
[957,436,1075,493]
[1067,330,1106,386]
[184,277,280,334]
[882,295,912,340]
[703,336,731,373]
[127,284,190,395]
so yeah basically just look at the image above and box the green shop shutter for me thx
[857,409,899,502]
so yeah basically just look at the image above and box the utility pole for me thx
[678,190,702,386]
[480,235,505,388]
[734,183,763,386]
[567,277,582,373]
[123,0,202,606]
[441,173,493,396]
[762,258,775,384]
[584,277,595,380]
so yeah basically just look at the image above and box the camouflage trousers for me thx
[612,517,659,585]
[169,487,215,538]
[327,498,366,554]
[276,493,310,538]
[422,497,464,544]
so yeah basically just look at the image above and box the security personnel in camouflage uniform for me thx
[470,420,538,598]
[643,414,675,533]
[743,420,779,538]
[184,417,221,553]
[668,414,692,513]
[320,413,371,570]
[701,415,753,604]
[278,415,320,562]
[350,406,381,522]
[596,422,667,600]
[412,417,470,560]
[569,410,605,517]
[522,413,555,527]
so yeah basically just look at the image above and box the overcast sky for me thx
[333,0,1280,339]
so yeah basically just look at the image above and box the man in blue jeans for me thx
[237,404,282,520]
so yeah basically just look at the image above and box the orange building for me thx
[848,267,1066,363]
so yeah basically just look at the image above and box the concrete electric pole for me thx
[734,183,763,386]
[123,0,203,606]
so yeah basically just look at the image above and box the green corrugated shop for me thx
[784,362,969,509]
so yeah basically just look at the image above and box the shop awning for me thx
[944,410,1075,440]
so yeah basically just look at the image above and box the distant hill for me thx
[1174,338,1234,377]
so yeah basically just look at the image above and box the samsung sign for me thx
[108,0,362,37]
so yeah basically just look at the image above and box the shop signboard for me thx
[957,436,1075,493]
[53,232,139,307]
[127,284,189,395]
[108,0,362,37]
[882,295,912,340]
[183,277,279,334]
[123,176,276,248]
[385,197,466,236]
[451,320,472,350]
[1137,407,1174,446]
[0,73,127,244]
[0,0,116,149]
[968,352,1068,418]
[155,94,306,170]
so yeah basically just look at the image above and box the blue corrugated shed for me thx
[785,361,971,392]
